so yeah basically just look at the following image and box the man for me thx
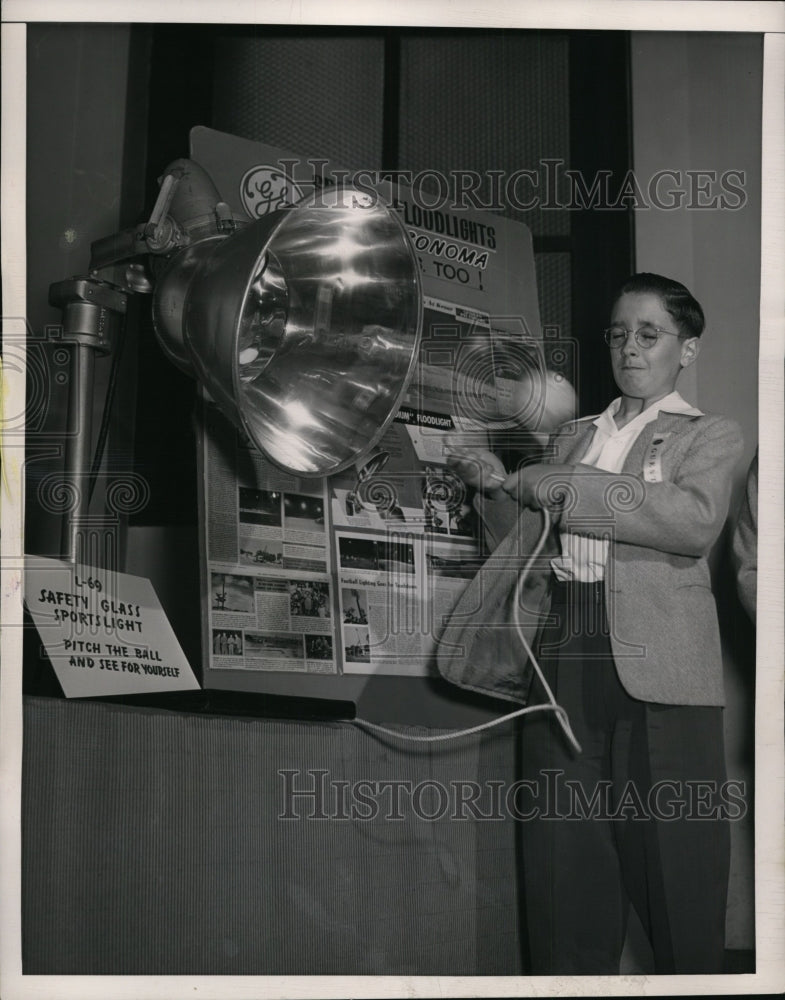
[440,273,744,974]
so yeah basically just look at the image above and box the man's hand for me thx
[502,463,575,514]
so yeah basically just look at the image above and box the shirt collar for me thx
[593,391,703,435]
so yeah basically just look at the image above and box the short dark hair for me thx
[613,272,705,338]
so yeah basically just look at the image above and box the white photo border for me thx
[2,2,783,998]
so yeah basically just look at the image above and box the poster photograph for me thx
[1,2,783,999]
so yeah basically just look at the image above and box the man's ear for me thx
[680,337,701,369]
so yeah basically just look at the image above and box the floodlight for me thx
[48,159,423,558]
[152,187,422,476]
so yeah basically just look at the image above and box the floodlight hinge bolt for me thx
[215,201,239,233]
[143,215,189,254]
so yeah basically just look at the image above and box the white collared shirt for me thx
[550,391,702,582]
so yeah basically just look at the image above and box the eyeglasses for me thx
[603,324,683,350]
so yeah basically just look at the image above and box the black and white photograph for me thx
[238,486,283,527]
[375,538,416,575]
[2,2,783,999]
[338,535,416,576]
[342,588,369,624]
[305,634,334,661]
[288,579,330,618]
[344,627,372,664]
[337,535,379,571]
[210,572,255,614]
[282,493,326,531]
[238,536,284,566]
[212,628,244,656]
[244,631,305,660]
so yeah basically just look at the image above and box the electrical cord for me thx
[351,506,583,754]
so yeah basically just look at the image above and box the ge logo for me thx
[240,165,304,218]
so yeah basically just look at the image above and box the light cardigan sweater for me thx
[436,407,744,707]
[552,390,701,582]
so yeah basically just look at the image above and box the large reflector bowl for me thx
[154,189,422,477]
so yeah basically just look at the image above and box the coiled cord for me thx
[351,507,582,754]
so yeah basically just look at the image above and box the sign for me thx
[24,557,200,698]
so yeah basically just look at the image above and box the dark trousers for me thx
[518,579,731,975]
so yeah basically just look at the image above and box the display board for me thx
[191,127,547,689]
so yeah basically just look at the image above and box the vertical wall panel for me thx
[25,24,133,557]
[398,32,570,237]
[631,31,762,953]
[397,31,573,400]
[535,251,576,392]
[212,32,386,169]
[536,252,572,337]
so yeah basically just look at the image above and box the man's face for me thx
[609,291,698,405]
